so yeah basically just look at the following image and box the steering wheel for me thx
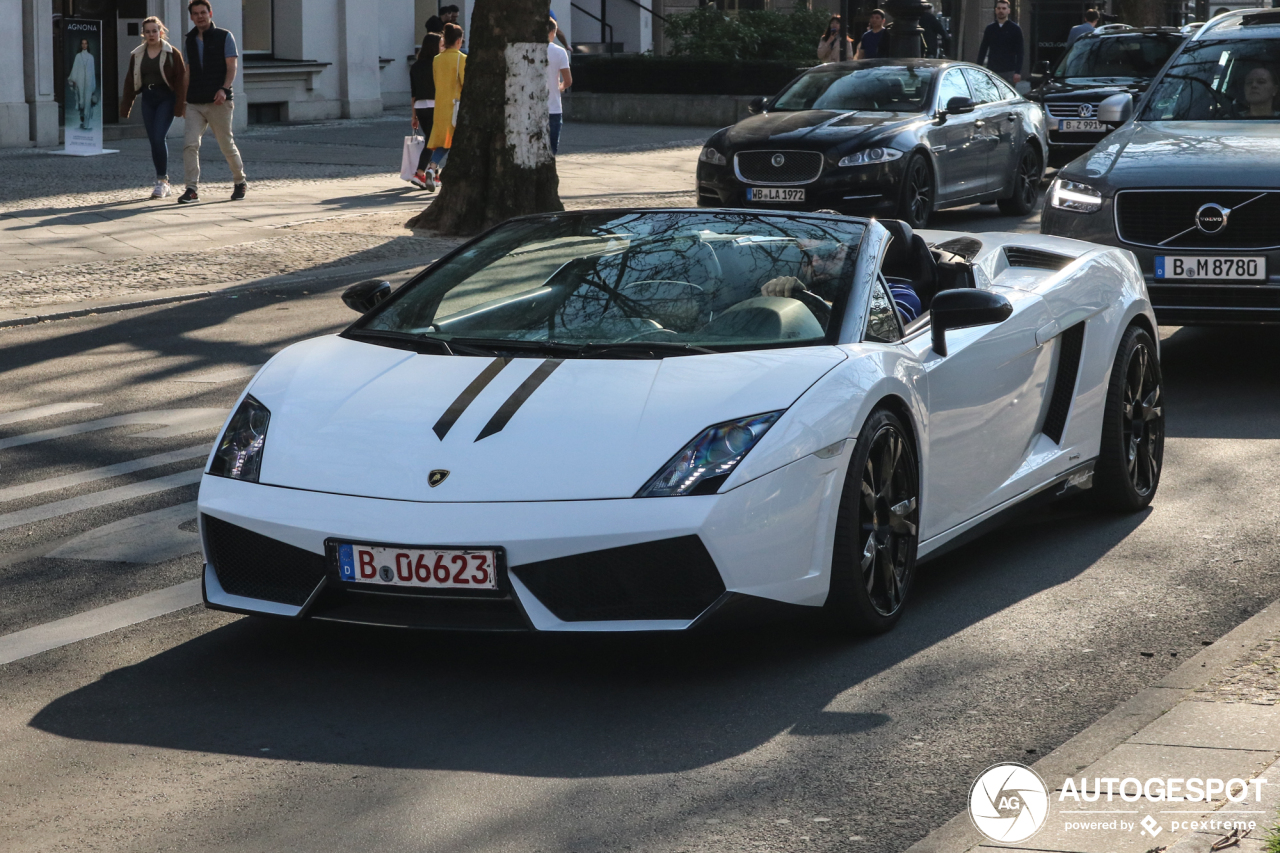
[624,326,681,341]
[789,289,833,328]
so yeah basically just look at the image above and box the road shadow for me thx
[1159,325,1280,440]
[28,502,1145,777]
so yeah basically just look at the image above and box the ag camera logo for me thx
[969,763,1050,843]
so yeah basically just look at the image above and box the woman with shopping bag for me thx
[404,31,441,190]
[425,23,465,187]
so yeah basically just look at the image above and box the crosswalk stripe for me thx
[174,364,263,384]
[0,408,226,451]
[0,402,100,427]
[0,469,203,532]
[49,502,200,564]
[0,446,208,504]
[0,580,203,666]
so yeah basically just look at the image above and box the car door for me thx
[962,68,1017,195]
[925,68,983,201]
[900,283,1056,540]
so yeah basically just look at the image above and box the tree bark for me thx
[407,0,564,236]
[1118,0,1167,28]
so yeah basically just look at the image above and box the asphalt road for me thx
[1,224,1278,853]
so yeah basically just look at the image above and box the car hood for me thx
[246,336,846,502]
[1032,79,1145,101]
[723,110,919,148]
[1067,121,1280,189]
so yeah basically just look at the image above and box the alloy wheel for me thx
[905,160,932,226]
[859,424,919,616]
[1121,342,1163,496]
[1016,151,1039,208]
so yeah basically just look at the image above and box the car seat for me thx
[878,219,941,309]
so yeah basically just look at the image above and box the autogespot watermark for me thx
[968,764,1268,845]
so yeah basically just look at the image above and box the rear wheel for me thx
[824,409,920,635]
[997,145,1041,216]
[1092,325,1165,511]
[895,155,934,229]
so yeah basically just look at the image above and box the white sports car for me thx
[198,209,1164,634]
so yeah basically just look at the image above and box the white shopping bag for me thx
[401,134,425,181]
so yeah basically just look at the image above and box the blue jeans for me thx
[549,113,562,155]
[429,147,449,168]
[140,87,176,180]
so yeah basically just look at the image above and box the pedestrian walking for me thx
[548,8,571,51]
[440,5,459,25]
[817,15,854,62]
[425,23,465,184]
[1066,9,1099,49]
[855,9,889,60]
[920,3,951,57]
[409,32,441,190]
[179,0,247,204]
[120,16,187,199]
[976,0,1024,86]
[547,18,572,155]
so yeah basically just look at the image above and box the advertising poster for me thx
[62,18,105,155]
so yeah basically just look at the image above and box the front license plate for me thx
[1155,255,1267,281]
[338,542,498,589]
[1058,119,1105,132]
[747,187,805,202]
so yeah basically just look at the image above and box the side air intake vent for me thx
[1005,247,1074,271]
[1042,322,1086,444]
[204,515,328,606]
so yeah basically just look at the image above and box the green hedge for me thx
[570,56,813,96]
[665,5,833,62]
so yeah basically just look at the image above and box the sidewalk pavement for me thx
[907,603,1280,853]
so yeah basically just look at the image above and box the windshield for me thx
[1140,38,1280,119]
[1055,33,1183,81]
[771,65,935,112]
[356,211,867,356]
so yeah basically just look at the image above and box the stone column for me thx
[337,0,384,118]
[23,0,56,146]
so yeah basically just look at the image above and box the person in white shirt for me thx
[547,18,572,155]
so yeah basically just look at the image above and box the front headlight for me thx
[209,395,270,482]
[699,146,727,166]
[636,412,781,498]
[1049,178,1103,213]
[838,147,903,167]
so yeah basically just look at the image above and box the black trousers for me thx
[414,107,434,171]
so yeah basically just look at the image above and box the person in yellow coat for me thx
[425,23,465,185]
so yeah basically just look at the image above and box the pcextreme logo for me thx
[968,763,1050,844]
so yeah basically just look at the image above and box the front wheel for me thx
[997,145,1041,216]
[1092,325,1165,512]
[824,409,920,635]
[895,155,934,229]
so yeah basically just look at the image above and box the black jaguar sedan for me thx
[695,59,1048,228]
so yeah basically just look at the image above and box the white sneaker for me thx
[151,181,171,199]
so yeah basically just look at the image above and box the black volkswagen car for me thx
[695,59,1048,228]
[1041,9,1280,324]
[1027,26,1185,165]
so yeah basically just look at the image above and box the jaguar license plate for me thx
[1155,256,1267,281]
[1058,119,1105,132]
[337,542,498,589]
[748,187,805,202]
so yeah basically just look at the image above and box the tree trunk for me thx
[407,0,563,236]
[1118,0,1167,28]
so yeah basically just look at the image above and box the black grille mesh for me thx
[512,535,725,622]
[1151,285,1280,310]
[204,515,327,606]
[1116,190,1280,249]
[736,150,823,184]
[1006,247,1073,271]
[1043,322,1086,444]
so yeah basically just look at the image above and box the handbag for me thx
[400,133,425,181]
[451,52,463,126]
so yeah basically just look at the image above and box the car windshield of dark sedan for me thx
[1055,33,1183,82]
[1141,39,1280,119]
[355,212,866,355]
[770,65,935,112]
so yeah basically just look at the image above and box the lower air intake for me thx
[512,535,726,622]
[204,514,327,606]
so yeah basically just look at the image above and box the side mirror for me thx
[930,289,1013,357]
[1031,59,1052,85]
[946,96,976,115]
[748,95,768,115]
[1097,92,1133,125]
[342,279,392,314]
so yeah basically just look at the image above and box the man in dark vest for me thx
[179,0,246,203]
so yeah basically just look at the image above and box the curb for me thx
[904,601,1280,853]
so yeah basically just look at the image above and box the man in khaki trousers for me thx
[178,0,247,203]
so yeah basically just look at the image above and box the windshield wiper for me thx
[345,328,456,354]
[577,341,720,358]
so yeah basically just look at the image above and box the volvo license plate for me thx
[747,187,805,202]
[1058,119,1105,132]
[1155,256,1267,281]
[337,542,498,589]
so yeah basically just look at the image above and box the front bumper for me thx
[695,159,901,216]
[197,452,843,631]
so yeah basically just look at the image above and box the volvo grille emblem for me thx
[771,153,786,167]
[428,469,450,487]
[1194,203,1229,234]
[1078,103,1094,118]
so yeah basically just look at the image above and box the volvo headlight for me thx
[637,412,781,497]
[838,147,903,167]
[699,146,727,166]
[1049,178,1103,213]
[209,395,270,482]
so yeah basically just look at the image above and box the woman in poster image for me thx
[120,17,188,198]
[67,39,97,129]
